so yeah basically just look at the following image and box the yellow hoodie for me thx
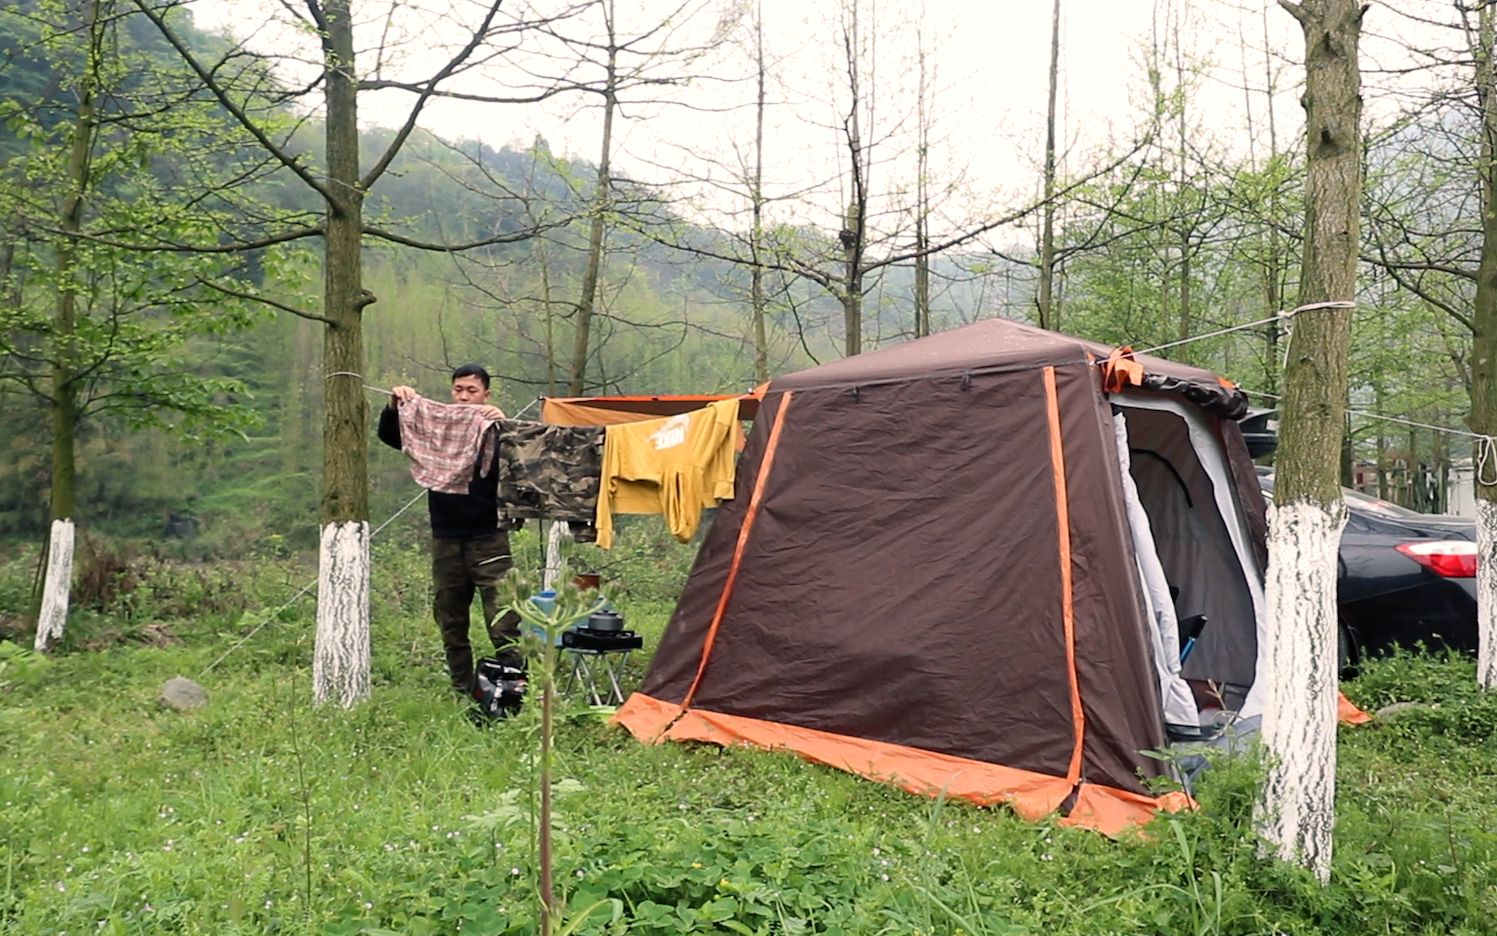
[595,399,743,548]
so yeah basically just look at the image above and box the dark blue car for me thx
[1258,470,1477,671]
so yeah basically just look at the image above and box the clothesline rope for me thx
[1127,301,1355,358]
[326,371,391,396]
[196,377,550,675]
[1101,304,1497,483]
[1242,385,1497,487]
[325,371,542,420]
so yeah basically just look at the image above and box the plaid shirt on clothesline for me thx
[395,396,502,495]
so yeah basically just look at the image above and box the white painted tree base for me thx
[1477,499,1497,690]
[313,521,371,707]
[542,519,572,592]
[34,519,75,653]
[1257,500,1346,883]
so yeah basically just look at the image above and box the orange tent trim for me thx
[613,692,1190,835]
[542,390,763,426]
[1338,690,1372,725]
[1100,346,1145,394]
[1042,366,1086,784]
[1060,783,1194,837]
[678,392,794,713]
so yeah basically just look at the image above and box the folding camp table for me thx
[561,629,643,705]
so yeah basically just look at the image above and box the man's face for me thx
[451,375,490,405]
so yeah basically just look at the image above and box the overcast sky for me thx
[183,0,1434,243]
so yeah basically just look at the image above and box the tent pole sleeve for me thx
[1044,366,1086,784]
[678,391,795,713]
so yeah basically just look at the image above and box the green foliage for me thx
[1,538,1496,934]
[0,0,300,534]
[0,638,50,689]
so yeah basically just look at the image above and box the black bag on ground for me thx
[472,657,526,721]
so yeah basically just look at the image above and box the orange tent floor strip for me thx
[612,691,683,742]
[1338,690,1372,726]
[614,695,1187,833]
[664,707,1070,821]
[1059,784,1194,837]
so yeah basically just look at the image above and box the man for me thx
[377,364,523,693]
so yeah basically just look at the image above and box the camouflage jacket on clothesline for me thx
[496,420,604,526]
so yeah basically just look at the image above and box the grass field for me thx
[3,534,1497,934]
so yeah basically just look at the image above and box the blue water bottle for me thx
[528,589,559,645]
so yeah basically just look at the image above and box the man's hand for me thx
[390,385,418,407]
[478,405,505,420]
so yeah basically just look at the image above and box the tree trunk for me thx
[1174,20,1193,358]
[34,520,75,652]
[750,2,769,381]
[1258,0,1363,883]
[839,0,865,358]
[35,0,102,649]
[914,227,930,337]
[1471,4,1497,690]
[569,6,618,396]
[1178,247,1192,351]
[314,0,372,707]
[1375,383,1388,499]
[1263,3,1286,395]
[842,196,863,357]
[538,236,558,396]
[913,19,932,340]
[313,521,370,706]
[1037,0,1061,331]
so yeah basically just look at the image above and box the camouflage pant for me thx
[431,532,522,690]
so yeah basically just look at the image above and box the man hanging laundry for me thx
[595,398,743,549]
[377,364,524,694]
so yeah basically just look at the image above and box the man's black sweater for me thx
[377,404,502,539]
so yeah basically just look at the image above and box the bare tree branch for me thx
[127,0,335,202]
[196,278,334,324]
[361,1,507,191]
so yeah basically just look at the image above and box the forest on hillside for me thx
[0,0,1487,552]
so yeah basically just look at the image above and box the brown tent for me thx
[613,318,1271,835]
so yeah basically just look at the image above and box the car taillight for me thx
[1396,541,1478,578]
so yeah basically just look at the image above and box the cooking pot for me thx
[587,610,624,633]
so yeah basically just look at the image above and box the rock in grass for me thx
[1374,701,1433,722]
[159,676,208,712]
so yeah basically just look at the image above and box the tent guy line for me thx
[193,487,429,679]
[1240,386,1497,490]
[193,379,549,678]
[1127,301,1355,359]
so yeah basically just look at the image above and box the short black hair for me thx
[451,364,491,389]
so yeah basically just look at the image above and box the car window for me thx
[1259,475,1423,518]
[1342,489,1424,518]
